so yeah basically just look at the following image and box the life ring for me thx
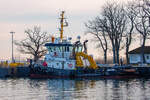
[43,61,47,67]
[68,63,73,68]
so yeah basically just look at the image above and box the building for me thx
[128,46,150,64]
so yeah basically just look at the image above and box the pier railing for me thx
[0,60,29,67]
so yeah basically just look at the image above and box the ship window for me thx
[49,48,52,52]
[61,46,71,52]
[55,47,60,52]
[59,46,62,52]
[62,46,65,52]
[75,48,77,52]
[67,46,69,52]
[59,47,62,52]
[69,46,73,52]
[49,46,57,52]
[78,46,82,52]
[47,46,53,52]
[64,46,69,52]
[75,46,82,52]
[54,47,56,51]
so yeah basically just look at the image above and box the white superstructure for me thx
[43,11,97,71]
[44,41,77,70]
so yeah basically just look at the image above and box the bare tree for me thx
[85,17,108,64]
[141,0,150,15]
[134,0,150,63]
[15,26,49,62]
[101,2,127,64]
[125,1,137,64]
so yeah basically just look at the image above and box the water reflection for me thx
[0,78,150,100]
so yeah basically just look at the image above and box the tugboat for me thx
[30,11,103,78]
[30,11,150,78]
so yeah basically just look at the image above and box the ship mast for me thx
[60,11,68,40]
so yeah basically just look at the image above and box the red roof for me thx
[129,46,150,54]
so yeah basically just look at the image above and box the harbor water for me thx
[0,78,150,100]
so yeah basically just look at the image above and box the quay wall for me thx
[0,66,30,78]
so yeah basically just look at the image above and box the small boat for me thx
[30,11,150,79]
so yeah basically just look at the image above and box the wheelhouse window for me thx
[69,46,73,52]
[62,46,66,52]
[47,46,53,52]
[67,46,69,52]
[55,46,61,52]
[78,46,82,52]
[59,46,63,52]
[75,45,82,52]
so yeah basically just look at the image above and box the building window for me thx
[147,56,149,59]
[130,55,137,61]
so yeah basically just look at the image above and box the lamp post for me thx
[10,31,15,62]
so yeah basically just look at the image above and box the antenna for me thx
[60,11,65,40]
[59,11,68,40]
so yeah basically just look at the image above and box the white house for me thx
[129,46,150,64]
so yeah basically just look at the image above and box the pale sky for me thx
[0,0,108,60]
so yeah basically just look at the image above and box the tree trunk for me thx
[34,55,39,63]
[126,38,130,64]
[126,46,129,64]
[104,49,107,64]
[141,37,146,63]
[115,39,120,64]
[113,47,116,64]
[116,48,120,64]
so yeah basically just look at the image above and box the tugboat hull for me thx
[30,66,150,79]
